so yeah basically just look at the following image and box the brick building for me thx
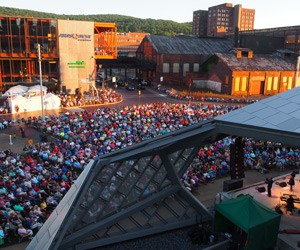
[193,3,255,37]
[117,32,148,57]
[192,10,208,37]
[190,49,300,96]
[136,35,233,85]
[238,26,300,54]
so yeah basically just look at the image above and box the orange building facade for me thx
[0,16,117,93]
[117,32,148,57]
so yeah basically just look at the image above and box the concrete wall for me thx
[58,20,95,94]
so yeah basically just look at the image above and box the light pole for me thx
[295,56,300,88]
[37,44,45,121]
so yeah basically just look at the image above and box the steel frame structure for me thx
[27,87,300,250]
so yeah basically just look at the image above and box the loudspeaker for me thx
[230,137,245,179]
[279,182,287,187]
[223,179,243,192]
[257,187,266,193]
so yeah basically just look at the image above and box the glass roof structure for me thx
[27,87,300,250]
[215,86,300,147]
[27,120,220,250]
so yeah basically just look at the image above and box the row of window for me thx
[234,76,299,92]
[162,63,199,75]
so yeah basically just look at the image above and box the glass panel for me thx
[234,77,240,92]
[136,166,155,190]
[81,181,104,207]
[102,194,125,217]
[69,205,88,233]
[182,148,194,159]
[117,161,131,178]
[273,77,278,90]
[241,77,247,91]
[83,199,104,223]
[193,63,199,72]
[183,63,189,77]
[174,158,186,173]
[118,170,139,195]
[267,77,272,90]
[122,188,141,207]
[153,167,167,184]
[173,63,179,73]
[151,155,162,168]
[160,179,171,190]
[100,178,118,200]
[134,156,151,173]
[288,77,293,89]
[163,63,169,73]
[98,163,118,183]
[169,150,181,164]
[142,182,158,198]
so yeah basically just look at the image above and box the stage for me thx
[221,173,300,249]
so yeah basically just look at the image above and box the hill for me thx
[0,6,192,36]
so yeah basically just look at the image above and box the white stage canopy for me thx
[3,85,29,96]
[9,93,61,114]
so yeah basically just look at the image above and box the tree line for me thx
[0,7,192,36]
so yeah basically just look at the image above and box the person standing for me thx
[288,172,296,191]
[20,127,26,138]
[266,177,274,197]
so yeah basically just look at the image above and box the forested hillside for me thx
[0,6,192,35]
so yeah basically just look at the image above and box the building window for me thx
[234,77,247,91]
[193,63,199,72]
[173,63,179,73]
[234,77,240,92]
[241,77,247,91]
[183,63,189,77]
[267,77,272,90]
[288,77,293,89]
[273,77,278,90]
[163,63,169,73]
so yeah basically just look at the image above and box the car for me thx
[117,80,125,87]
[126,84,135,91]
[137,83,145,90]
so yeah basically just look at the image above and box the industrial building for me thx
[0,16,117,94]
[136,35,233,85]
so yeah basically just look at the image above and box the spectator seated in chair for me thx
[286,195,295,214]
[0,226,7,245]
[17,224,33,241]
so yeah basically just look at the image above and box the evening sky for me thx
[0,0,299,29]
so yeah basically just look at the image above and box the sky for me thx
[0,0,299,29]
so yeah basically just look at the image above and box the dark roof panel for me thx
[147,35,233,55]
[216,52,296,71]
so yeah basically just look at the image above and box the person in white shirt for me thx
[17,224,33,239]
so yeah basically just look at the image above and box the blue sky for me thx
[0,0,299,29]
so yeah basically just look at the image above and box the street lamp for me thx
[37,44,45,121]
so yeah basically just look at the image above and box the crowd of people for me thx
[0,100,299,246]
[0,87,122,114]
[181,138,300,192]
[163,88,259,104]
[0,102,241,244]
[58,88,122,108]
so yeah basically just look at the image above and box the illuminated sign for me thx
[59,33,91,41]
[68,61,86,68]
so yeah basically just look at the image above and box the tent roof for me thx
[215,195,280,233]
